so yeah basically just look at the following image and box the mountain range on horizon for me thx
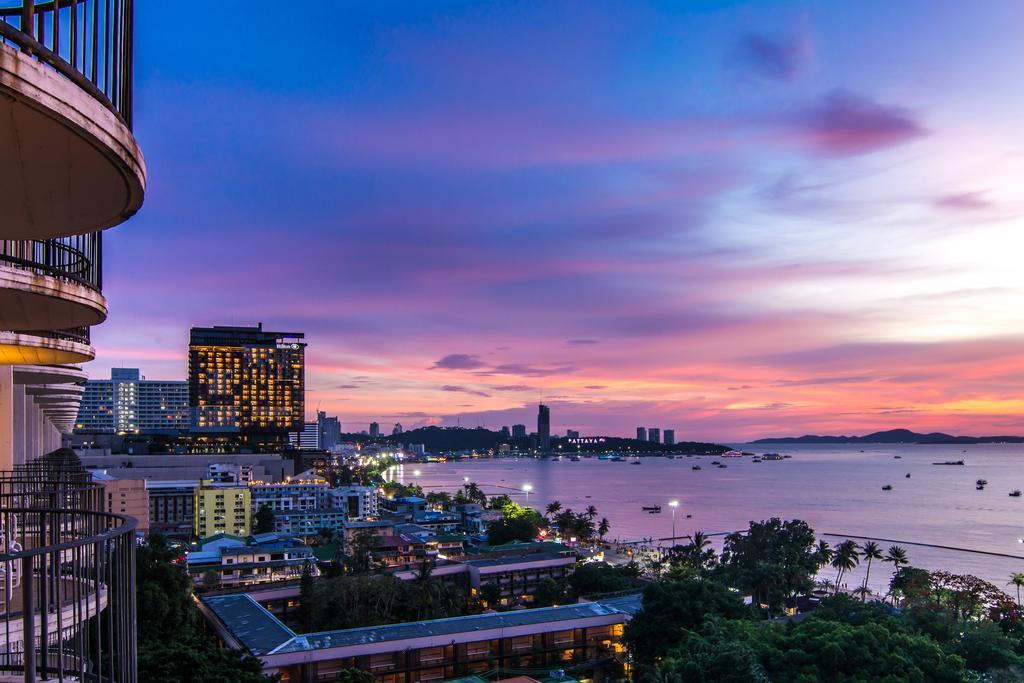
[753,428,1024,445]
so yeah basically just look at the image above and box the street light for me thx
[669,500,679,542]
[523,483,533,506]
[413,469,421,477]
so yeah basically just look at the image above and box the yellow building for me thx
[194,480,252,538]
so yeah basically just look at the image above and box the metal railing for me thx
[18,327,92,347]
[0,0,134,128]
[0,233,102,291]
[0,450,136,682]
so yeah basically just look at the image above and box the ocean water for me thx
[396,443,1024,593]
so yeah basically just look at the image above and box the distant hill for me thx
[753,428,1024,445]
[340,426,728,454]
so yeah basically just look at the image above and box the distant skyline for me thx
[94,2,1024,441]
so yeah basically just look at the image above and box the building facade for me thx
[318,411,342,450]
[647,427,660,444]
[194,480,253,538]
[511,424,527,439]
[330,485,379,519]
[664,429,675,445]
[75,368,189,435]
[636,427,646,442]
[188,324,306,447]
[537,404,551,452]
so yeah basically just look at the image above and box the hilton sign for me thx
[567,437,607,445]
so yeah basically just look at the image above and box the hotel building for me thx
[75,367,189,434]
[195,479,253,538]
[188,323,306,450]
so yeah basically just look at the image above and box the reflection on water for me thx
[404,443,1024,592]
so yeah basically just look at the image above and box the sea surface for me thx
[391,443,1024,594]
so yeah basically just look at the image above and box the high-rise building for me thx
[289,421,321,449]
[537,404,551,452]
[318,411,342,450]
[188,324,306,445]
[664,429,675,445]
[369,421,381,437]
[511,424,527,439]
[393,423,403,435]
[636,427,647,442]
[648,427,660,444]
[499,426,511,440]
[567,429,580,439]
[75,367,188,434]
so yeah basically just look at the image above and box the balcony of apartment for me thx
[0,0,146,241]
[0,232,104,365]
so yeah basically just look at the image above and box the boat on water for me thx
[894,455,902,459]
[598,454,623,461]
[976,479,988,486]
[932,460,965,466]
[711,460,721,466]
[1011,490,1022,498]
[570,455,581,462]
[882,484,893,491]
[723,450,744,457]
[717,464,728,469]
[905,473,911,478]
[692,465,702,470]
[631,459,642,465]
[976,484,985,490]
[667,455,675,459]
[762,453,784,461]
[752,458,761,463]
[641,505,662,512]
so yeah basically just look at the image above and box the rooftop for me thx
[202,594,297,655]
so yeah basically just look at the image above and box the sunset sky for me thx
[94,1,1024,441]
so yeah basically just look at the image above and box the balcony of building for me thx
[0,450,136,681]
[0,0,145,241]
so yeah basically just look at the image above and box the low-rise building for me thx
[464,542,577,607]
[147,479,198,537]
[92,472,150,534]
[329,485,379,519]
[272,509,346,538]
[188,533,317,589]
[200,594,633,682]
[194,480,252,538]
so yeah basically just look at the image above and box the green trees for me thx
[717,518,819,615]
[335,669,375,683]
[624,578,751,665]
[136,534,271,682]
[566,562,642,599]
[486,501,546,545]
[545,500,562,518]
[253,504,275,534]
[1009,572,1024,606]
[597,517,611,541]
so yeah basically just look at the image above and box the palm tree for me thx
[830,540,860,594]
[816,578,836,594]
[814,540,834,569]
[884,545,909,572]
[689,531,711,553]
[585,504,598,520]
[860,541,883,601]
[852,585,872,602]
[1008,572,1024,606]
[597,518,610,541]
[545,500,562,518]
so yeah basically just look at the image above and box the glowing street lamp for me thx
[669,500,680,542]
[413,469,421,477]
[523,483,533,506]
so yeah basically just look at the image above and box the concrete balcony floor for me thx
[12,365,87,386]
[0,264,106,332]
[0,42,146,240]
[0,333,94,366]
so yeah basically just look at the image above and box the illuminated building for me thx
[188,323,306,450]
[288,421,320,449]
[537,403,551,452]
[318,411,342,449]
[194,479,253,538]
[75,367,188,434]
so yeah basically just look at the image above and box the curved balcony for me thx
[12,364,86,386]
[0,451,136,682]
[0,0,145,240]
[0,328,93,366]
[0,233,106,333]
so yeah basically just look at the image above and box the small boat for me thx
[882,484,893,491]
[711,461,721,466]
[905,473,911,478]
[976,479,988,486]
[762,453,784,461]
[976,484,985,490]
[932,460,965,466]
[692,465,702,471]
[686,514,692,518]
[752,458,761,463]
[1011,490,1022,498]
[631,459,642,465]
[667,455,675,459]
[723,450,743,457]
[641,505,662,512]
[894,455,902,459]
[570,456,581,462]
[717,464,727,469]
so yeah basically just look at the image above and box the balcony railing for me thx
[19,327,92,347]
[0,233,102,290]
[0,0,134,127]
[0,449,137,682]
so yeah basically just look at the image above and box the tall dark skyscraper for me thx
[369,421,380,437]
[537,403,551,452]
[188,323,306,447]
[511,424,527,439]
